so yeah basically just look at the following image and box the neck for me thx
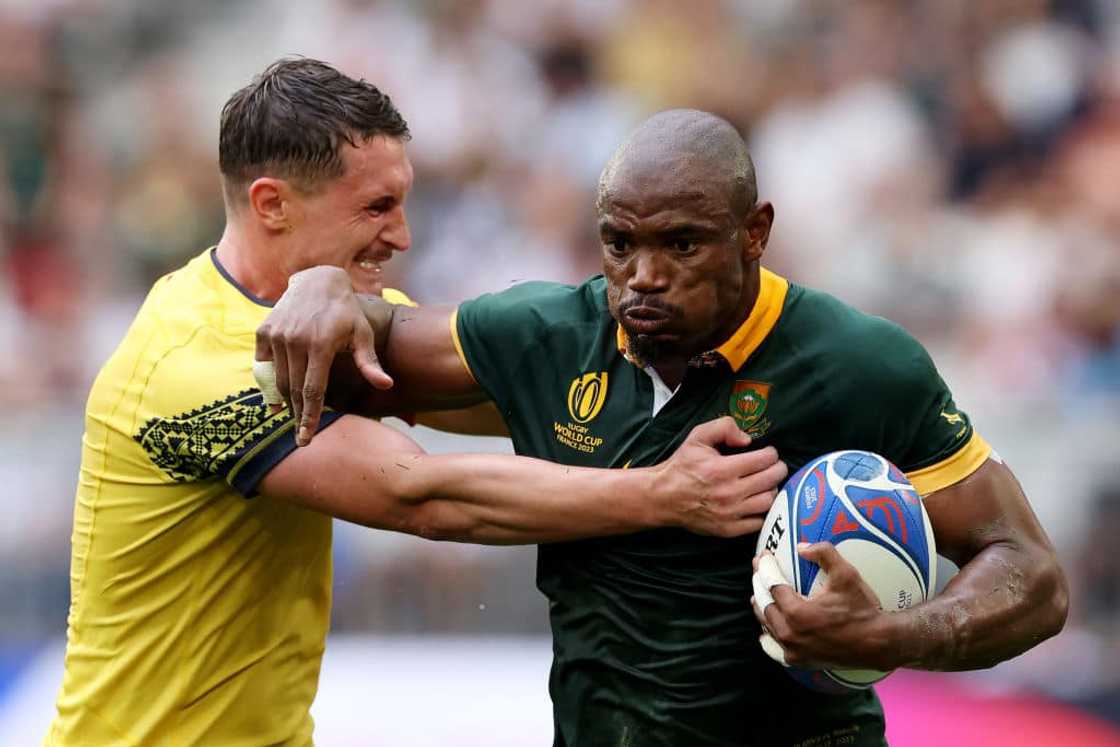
[650,265,762,389]
[214,219,289,303]
[651,361,689,390]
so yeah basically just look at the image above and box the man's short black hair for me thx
[219,57,410,201]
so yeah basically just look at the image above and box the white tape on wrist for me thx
[752,553,788,614]
[760,631,789,667]
[253,360,284,407]
[752,568,775,612]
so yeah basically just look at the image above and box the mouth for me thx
[625,306,670,321]
[624,307,672,335]
[354,250,392,279]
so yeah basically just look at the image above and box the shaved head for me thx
[595,108,774,381]
[598,109,757,219]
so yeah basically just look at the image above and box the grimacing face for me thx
[281,135,414,295]
[599,165,772,365]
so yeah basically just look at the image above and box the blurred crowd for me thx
[2,0,1119,716]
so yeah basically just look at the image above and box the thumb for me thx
[797,541,847,575]
[351,320,393,390]
[687,416,753,450]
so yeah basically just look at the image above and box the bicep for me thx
[923,458,1054,568]
[414,402,509,437]
[382,304,486,409]
[257,414,425,529]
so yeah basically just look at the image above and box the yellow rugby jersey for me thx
[47,248,413,746]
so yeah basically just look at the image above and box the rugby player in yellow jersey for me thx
[45,60,789,746]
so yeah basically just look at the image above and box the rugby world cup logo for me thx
[730,380,772,437]
[567,372,609,424]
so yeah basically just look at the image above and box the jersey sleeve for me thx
[847,321,991,496]
[382,287,418,307]
[452,281,572,414]
[129,333,343,497]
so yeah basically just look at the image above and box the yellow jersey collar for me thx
[616,267,789,372]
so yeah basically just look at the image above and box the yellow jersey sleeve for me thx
[382,286,417,307]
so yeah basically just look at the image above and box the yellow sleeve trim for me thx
[905,431,992,496]
[382,287,418,307]
[448,307,477,383]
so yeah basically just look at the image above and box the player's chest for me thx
[505,349,832,470]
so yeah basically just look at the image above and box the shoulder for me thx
[88,260,275,473]
[458,276,608,336]
[783,284,939,396]
[453,277,610,400]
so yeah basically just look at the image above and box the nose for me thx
[628,249,670,294]
[383,205,411,253]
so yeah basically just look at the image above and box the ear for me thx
[247,177,294,233]
[742,201,774,262]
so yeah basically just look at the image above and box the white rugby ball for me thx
[755,450,937,692]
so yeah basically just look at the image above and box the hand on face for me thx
[254,266,393,446]
[751,544,888,670]
[653,417,788,537]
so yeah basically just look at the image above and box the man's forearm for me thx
[390,453,661,544]
[263,414,774,544]
[879,543,1068,671]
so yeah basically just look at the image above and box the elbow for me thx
[1037,555,1070,641]
[398,502,477,543]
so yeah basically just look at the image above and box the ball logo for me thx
[764,512,786,553]
[803,485,818,512]
[567,372,609,424]
[857,495,908,542]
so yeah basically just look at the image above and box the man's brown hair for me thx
[219,57,410,201]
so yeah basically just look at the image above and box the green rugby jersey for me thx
[454,268,990,747]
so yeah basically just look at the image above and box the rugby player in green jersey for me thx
[257,110,1069,746]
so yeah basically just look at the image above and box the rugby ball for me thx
[754,450,936,693]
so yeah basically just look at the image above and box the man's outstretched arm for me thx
[255,266,481,445]
[259,415,787,544]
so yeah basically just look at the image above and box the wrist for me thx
[356,295,394,346]
[629,465,673,531]
[871,606,924,671]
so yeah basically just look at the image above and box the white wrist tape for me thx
[760,631,789,667]
[752,553,788,614]
[253,360,284,407]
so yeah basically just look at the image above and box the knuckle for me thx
[738,520,761,536]
[783,608,806,633]
[754,490,778,511]
[770,619,795,645]
[302,385,325,403]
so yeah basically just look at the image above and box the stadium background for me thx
[1,0,1119,744]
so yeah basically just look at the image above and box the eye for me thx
[366,198,394,216]
[604,237,630,256]
[672,238,697,254]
